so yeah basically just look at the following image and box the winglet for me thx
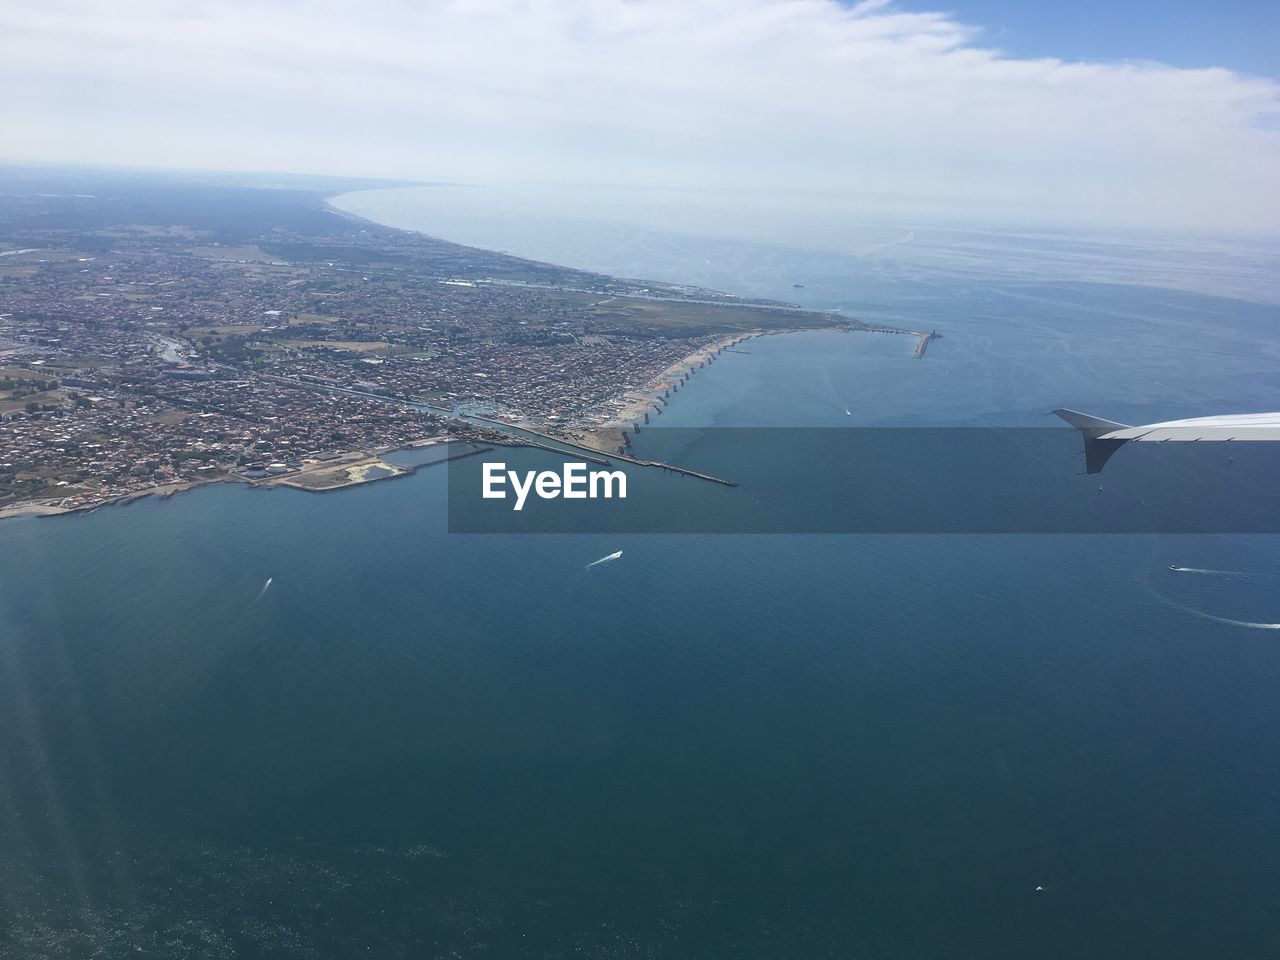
[1051,409,1129,436]
[1052,408,1131,474]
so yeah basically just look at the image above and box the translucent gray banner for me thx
[447,428,1280,533]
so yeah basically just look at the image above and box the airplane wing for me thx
[1053,409,1280,473]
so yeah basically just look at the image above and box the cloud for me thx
[2,0,1278,232]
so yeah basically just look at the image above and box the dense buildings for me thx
[0,171,846,512]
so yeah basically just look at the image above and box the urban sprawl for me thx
[0,176,850,514]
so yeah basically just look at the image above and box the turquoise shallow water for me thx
[3,214,1280,957]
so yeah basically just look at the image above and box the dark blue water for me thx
[3,212,1280,958]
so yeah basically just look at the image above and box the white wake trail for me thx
[586,550,623,569]
[1183,609,1280,631]
[1153,589,1280,631]
[252,577,273,602]
[1169,566,1271,578]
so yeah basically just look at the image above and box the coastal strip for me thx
[251,438,490,493]
[1,175,943,522]
[0,439,490,522]
[1,319,932,522]
[569,332,756,454]
[264,369,742,487]
[583,320,936,452]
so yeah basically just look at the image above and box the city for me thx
[0,172,849,514]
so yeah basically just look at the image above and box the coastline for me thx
[0,438,484,524]
[322,190,906,453]
[2,188,919,523]
[0,475,229,523]
[571,331,757,452]
[0,322,890,523]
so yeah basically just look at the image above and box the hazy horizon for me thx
[3,0,1279,236]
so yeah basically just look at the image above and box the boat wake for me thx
[1152,589,1280,630]
[252,577,273,602]
[586,550,622,569]
[1168,566,1271,578]
[1182,608,1280,631]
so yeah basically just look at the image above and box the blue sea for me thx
[3,190,1280,958]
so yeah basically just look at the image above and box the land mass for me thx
[0,167,891,516]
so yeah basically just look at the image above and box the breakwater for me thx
[469,416,737,487]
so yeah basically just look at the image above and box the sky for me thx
[919,0,1278,77]
[2,0,1278,235]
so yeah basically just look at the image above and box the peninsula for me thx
[0,168,867,517]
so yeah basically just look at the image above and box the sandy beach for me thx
[0,501,71,521]
[572,332,757,451]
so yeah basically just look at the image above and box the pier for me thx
[468,415,738,486]
[858,325,938,359]
[912,330,937,359]
[616,453,737,486]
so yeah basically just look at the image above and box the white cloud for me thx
[2,0,1278,232]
